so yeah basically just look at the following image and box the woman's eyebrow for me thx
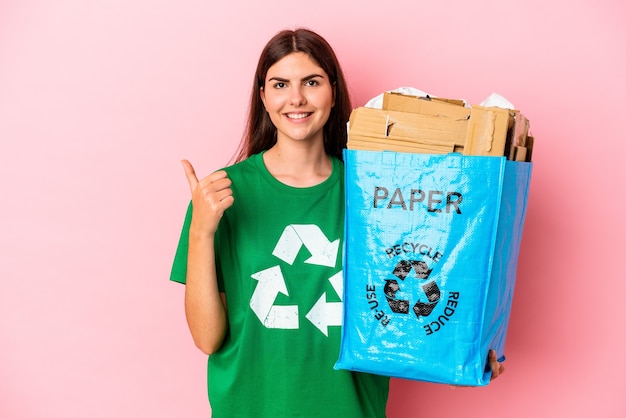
[267,73,326,82]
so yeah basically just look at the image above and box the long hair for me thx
[233,28,351,163]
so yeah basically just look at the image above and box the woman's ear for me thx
[332,82,336,108]
[260,86,266,109]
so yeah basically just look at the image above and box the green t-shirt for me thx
[170,152,389,418]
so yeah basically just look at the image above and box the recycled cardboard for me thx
[464,105,512,157]
[350,92,528,160]
[382,92,470,119]
[347,107,466,154]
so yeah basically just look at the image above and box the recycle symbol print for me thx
[249,224,343,336]
[384,260,441,318]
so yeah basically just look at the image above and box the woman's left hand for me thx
[489,349,505,381]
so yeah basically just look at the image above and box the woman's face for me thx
[260,52,335,147]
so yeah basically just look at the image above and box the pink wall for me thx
[1,1,624,417]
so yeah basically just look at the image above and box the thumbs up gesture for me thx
[182,160,234,236]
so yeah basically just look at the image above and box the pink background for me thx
[1,0,625,417]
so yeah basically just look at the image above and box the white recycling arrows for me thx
[250,266,299,329]
[272,225,340,267]
[250,224,343,335]
[305,271,343,336]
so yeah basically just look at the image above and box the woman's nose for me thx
[289,86,306,106]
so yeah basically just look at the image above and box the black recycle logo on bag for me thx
[384,260,441,318]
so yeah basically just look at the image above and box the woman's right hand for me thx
[182,160,234,236]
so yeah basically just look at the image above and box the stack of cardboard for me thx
[347,92,534,162]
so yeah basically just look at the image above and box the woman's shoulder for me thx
[223,152,262,176]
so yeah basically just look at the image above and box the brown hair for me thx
[233,28,351,162]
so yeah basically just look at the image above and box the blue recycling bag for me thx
[335,149,532,386]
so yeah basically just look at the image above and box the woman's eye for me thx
[273,82,286,89]
[305,79,319,87]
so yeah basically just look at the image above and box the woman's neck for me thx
[263,141,332,187]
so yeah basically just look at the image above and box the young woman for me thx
[170,28,391,417]
[171,28,504,417]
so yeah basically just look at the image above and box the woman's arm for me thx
[182,160,234,354]
[185,229,228,354]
